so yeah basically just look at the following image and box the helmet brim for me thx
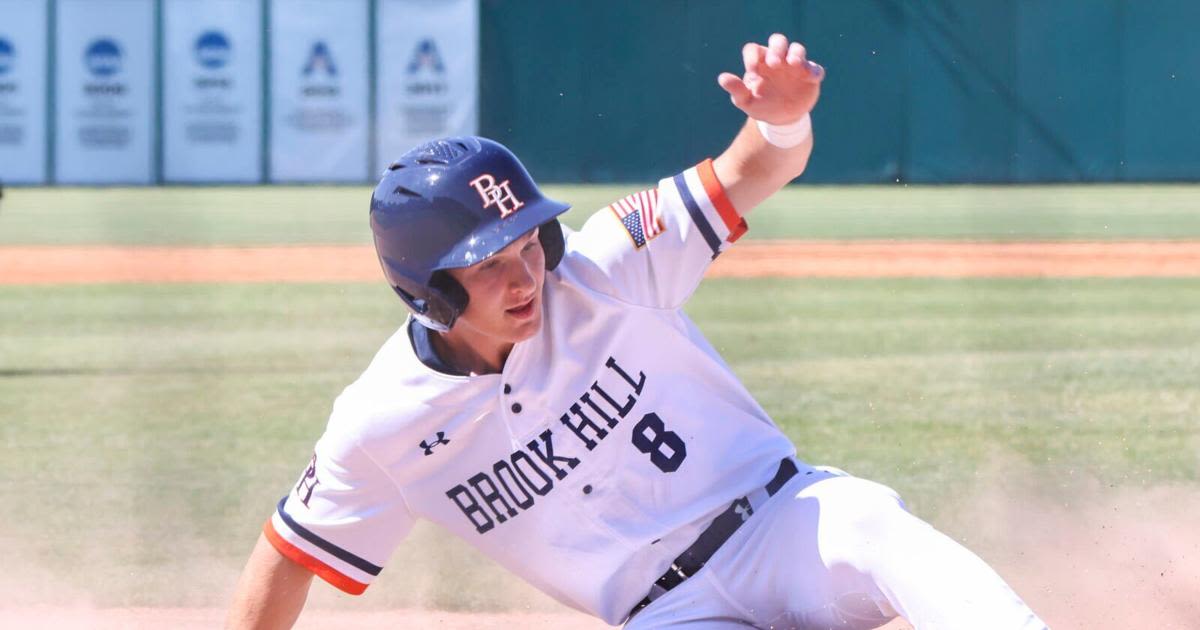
[434,197,571,270]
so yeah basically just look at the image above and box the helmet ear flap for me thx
[426,271,469,330]
[389,272,468,332]
[539,219,565,271]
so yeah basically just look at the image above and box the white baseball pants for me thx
[624,466,1047,630]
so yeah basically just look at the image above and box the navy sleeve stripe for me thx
[276,496,383,576]
[672,173,722,260]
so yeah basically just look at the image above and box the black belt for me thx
[628,458,799,620]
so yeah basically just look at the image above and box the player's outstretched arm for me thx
[713,33,824,215]
[226,533,315,630]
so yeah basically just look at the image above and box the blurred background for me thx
[1,2,1198,629]
[2,0,1198,185]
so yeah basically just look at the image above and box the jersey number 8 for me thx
[631,412,687,473]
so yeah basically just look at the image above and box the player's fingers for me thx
[717,72,753,108]
[744,72,765,98]
[786,41,807,66]
[742,42,764,74]
[804,60,825,82]
[766,33,788,69]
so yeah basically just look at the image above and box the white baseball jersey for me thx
[264,159,796,625]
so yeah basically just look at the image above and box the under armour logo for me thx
[295,454,320,507]
[420,431,451,456]
[733,497,754,522]
[468,173,524,218]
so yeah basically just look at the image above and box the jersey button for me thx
[503,384,512,394]
[511,402,522,413]
[582,484,593,494]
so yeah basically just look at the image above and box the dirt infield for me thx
[0,607,913,629]
[2,241,1200,284]
[0,607,915,629]
[0,608,618,630]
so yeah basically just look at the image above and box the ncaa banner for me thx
[0,0,48,184]
[55,0,156,184]
[163,0,262,183]
[269,0,370,182]
[375,0,479,174]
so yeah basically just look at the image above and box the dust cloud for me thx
[1,467,1196,629]
[935,461,1200,630]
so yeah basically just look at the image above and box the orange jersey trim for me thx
[263,519,369,596]
[696,158,748,243]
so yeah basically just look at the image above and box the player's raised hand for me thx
[718,33,823,125]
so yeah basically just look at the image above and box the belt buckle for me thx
[656,561,691,589]
[669,562,690,581]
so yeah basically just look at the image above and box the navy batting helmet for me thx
[370,136,570,331]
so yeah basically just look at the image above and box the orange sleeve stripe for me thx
[696,158,748,243]
[263,519,369,596]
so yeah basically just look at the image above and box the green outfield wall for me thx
[479,0,1200,184]
[3,1,1197,185]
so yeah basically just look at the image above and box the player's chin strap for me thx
[412,311,449,333]
[627,457,803,621]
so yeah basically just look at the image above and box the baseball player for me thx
[228,35,1046,629]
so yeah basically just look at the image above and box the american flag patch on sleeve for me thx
[609,189,663,249]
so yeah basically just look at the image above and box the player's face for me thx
[447,228,546,346]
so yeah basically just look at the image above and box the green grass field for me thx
[1,185,1198,611]
[3,183,1200,244]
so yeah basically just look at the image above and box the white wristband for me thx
[755,113,812,149]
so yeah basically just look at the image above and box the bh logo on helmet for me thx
[469,174,524,218]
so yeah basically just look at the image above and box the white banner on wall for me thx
[0,0,48,184]
[55,0,156,184]
[268,0,369,182]
[163,0,262,183]
[375,0,478,174]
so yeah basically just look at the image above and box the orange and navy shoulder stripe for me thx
[696,158,747,243]
[673,159,747,259]
[263,496,382,595]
